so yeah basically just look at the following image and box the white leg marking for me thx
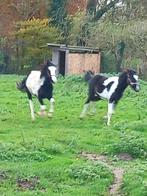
[38,105,46,116]
[29,99,35,121]
[107,102,115,126]
[40,105,46,111]
[80,103,90,118]
[48,98,55,118]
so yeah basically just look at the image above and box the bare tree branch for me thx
[94,0,120,20]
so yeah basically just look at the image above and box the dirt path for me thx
[109,168,124,195]
[80,152,125,196]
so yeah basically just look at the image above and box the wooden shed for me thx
[47,43,101,76]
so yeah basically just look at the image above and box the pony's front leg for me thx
[27,92,35,121]
[107,102,115,126]
[29,99,35,121]
[38,98,47,116]
[48,98,55,118]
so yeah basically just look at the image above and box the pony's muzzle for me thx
[52,76,57,83]
[135,84,140,92]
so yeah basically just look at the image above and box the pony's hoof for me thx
[48,113,53,118]
[87,113,93,116]
[103,115,108,120]
[79,115,84,119]
[107,122,110,126]
[90,112,96,116]
[37,111,47,117]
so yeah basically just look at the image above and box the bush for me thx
[108,132,147,158]
[0,143,53,162]
[67,162,112,183]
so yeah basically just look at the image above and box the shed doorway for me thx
[59,51,66,76]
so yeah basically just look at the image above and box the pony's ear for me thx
[46,60,52,67]
[46,59,56,67]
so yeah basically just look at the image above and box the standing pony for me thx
[80,69,140,125]
[17,60,57,121]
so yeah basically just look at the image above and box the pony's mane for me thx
[40,61,51,79]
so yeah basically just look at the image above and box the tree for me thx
[86,0,120,20]
[87,0,147,21]
[48,0,71,43]
[115,41,125,72]
[13,18,62,72]
[0,0,49,73]
[0,0,48,37]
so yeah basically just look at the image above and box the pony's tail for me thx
[16,77,27,92]
[84,70,94,83]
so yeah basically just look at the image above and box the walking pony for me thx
[80,69,140,125]
[17,60,57,121]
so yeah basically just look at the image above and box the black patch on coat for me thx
[106,81,114,91]
[109,72,128,104]
[85,75,108,102]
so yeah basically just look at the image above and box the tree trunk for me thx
[115,41,125,72]
[141,53,147,80]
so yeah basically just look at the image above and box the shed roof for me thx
[47,43,100,53]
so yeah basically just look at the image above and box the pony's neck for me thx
[117,72,129,93]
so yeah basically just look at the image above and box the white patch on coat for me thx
[97,77,119,100]
[133,74,138,81]
[48,66,57,83]
[26,71,45,96]
[132,74,140,91]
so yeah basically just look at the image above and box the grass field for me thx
[0,74,147,196]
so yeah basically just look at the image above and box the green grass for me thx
[0,74,147,195]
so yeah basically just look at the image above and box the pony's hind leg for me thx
[88,101,97,115]
[107,101,115,126]
[48,98,55,118]
[38,97,47,117]
[80,98,91,119]
[27,92,35,121]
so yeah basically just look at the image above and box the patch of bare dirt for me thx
[0,171,8,181]
[109,168,125,195]
[80,151,107,162]
[80,151,126,196]
[17,176,39,190]
[117,153,133,161]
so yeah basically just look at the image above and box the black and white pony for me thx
[17,60,57,121]
[80,69,140,125]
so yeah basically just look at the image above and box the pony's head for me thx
[46,60,57,83]
[125,69,140,92]
[84,70,94,83]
